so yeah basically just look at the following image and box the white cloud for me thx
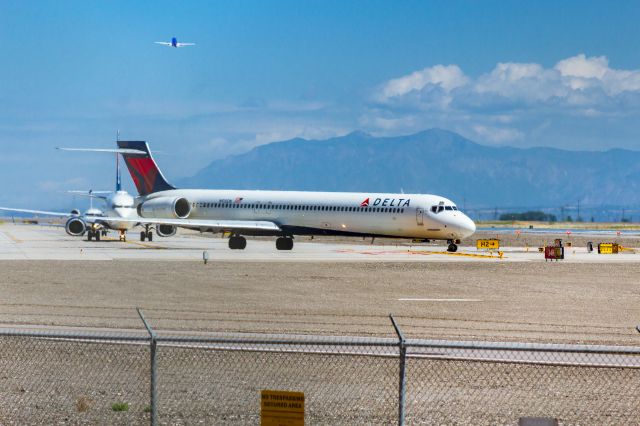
[472,125,524,144]
[367,54,640,146]
[378,64,469,100]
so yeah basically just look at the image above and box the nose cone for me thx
[457,214,476,238]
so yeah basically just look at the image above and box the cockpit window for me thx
[432,205,458,213]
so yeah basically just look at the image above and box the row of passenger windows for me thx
[430,205,458,213]
[193,202,405,214]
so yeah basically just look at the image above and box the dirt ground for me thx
[1,259,639,345]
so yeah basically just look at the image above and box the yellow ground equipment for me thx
[598,243,619,254]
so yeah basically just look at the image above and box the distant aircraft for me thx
[0,150,143,241]
[154,37,195,48]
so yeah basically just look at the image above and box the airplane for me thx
[154,37,195,48]
[114,140,476,252]
[0,151,142,241]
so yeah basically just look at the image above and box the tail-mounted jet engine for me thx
[65,217,87,236]
[137,197,191,219]
[156,224,177,237]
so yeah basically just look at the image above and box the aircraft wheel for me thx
[147,232,153,242]
[95,232,101,241]
[229,236,247,250]
[140,231,146,242]
[276,237,294,251]
[87,231,93,241]
[447,243,457,252]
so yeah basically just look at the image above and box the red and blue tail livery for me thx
[117,141,175,196]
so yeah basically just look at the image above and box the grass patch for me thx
[144,405,151,413]
[75,395,93,412]
[111,402,129,412]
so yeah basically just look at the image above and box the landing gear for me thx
[87,229,101,241]
[119,230,127,242]
[228,235,247,250]
[140,229,153,242]
[276,237,294,251]
[447,240,458,252]
[101,229,108,237]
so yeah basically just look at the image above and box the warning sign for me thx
[261,390,304,426]
[476,239,500,250]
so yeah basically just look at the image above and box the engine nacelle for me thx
[65,217,86,236]
[137,197,191,219]
[156,224,177,237]
[70,209,81,216]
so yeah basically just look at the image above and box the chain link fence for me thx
[1,313,640,425]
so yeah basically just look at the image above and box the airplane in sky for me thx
[154,37,195,48]
[116,141,476,252]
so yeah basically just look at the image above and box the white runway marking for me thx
[397,298,483,302]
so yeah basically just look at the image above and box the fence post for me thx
[138,308,157,426]
[390,314,406,426]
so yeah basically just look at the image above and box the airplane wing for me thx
[176,43,196,47]
[154,42,172,46]
[0,207,70,217]
[95,216,281,232]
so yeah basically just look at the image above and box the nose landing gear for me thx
[447,240,458,252]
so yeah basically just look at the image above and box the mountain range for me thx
[178,129,640,210]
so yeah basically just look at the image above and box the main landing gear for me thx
[276,237,294,251]
[229,235,247,250]
[226,235,294,250]
[119,230,127,242]
[140,225,153,242]
[447,240,458,252]
[87,229,101,241]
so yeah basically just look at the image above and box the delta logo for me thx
[360,197,411,207]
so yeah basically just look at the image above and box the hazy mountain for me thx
[178,129,640,208]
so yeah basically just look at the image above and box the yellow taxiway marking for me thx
[335,248,504,259]
[4,232,23,244]
[407,250,504,259]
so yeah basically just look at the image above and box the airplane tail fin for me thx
[117,141,175,196]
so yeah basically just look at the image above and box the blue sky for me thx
[1,1,639,208]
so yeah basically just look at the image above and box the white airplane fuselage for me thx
[139,189,476,241]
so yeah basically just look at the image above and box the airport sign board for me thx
[261,389,304,425]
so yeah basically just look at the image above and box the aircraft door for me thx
[416,208,424,226]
